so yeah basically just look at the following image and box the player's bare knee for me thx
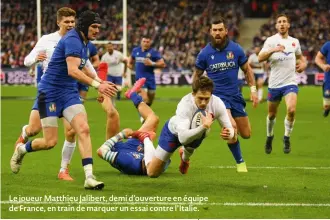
[287,108,296,118]
[150,114,159,127]
[77,123,90,137]
[27,125,42,136]
[240,131,251,139]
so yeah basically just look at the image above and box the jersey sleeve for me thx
[24,35,47,67]
[152,49,162,61]
[195,50,207,70]
[88,43,98,57]
[295,40,302,56]
[64,36,82,58]
[237,44,248,66]
[214,97,233,129]
[320,42,330,57]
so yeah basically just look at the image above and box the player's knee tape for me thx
[323,98,330,106]
[154,146,172,162]
[41,117,58,127]
[63,104,86,123]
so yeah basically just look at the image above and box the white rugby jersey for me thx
[101,50,125,77]
[260,33,302,88]
[24,31,61,73]
[168,93,232,143]
[248,53,265,74]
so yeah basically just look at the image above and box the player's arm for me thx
[193,51,207,81]
[24,36,47,67]
[127,55,135,70]
[193,68,204,82]
[90,54,100,69]
[258,39,285,62]
[120,55,128,78]
[248,56,262,68]
[315,51,330,72]
[215,99,235,140]
[66,56,116,97]
[83,59,102,81]
[241,61,258,107]
[295,54,307,73]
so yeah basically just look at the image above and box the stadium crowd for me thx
[1,0,243,71]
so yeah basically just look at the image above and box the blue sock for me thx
[227,140,244,164]
[25,141,34,152]
[130,92,143,108]
[82,158,93,166]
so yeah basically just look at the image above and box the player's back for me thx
[39,29,89,93]
[262,33,301,88]
[196,41,247,98]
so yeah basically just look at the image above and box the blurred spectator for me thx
[1,0,243,71]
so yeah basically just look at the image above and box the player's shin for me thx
[284,116,295,137]
[181,147,194,162]
[266,116,276,137]
[227,139,244,164]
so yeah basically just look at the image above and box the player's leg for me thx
[283,86,298,153]
[63,102,103,190]
[114,76,123,101]
[58,118,76,181]
[226,110,247,172]
[15,100,42,145]
[99,93,120,139]
[256,74,265,102]
[322,82,330,117]
[147,121,179,177]
[265,87,282,154]
[146,77,156,106]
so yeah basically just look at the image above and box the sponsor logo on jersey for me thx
[132,152,142,159]
[208,61,236,72]
[226,51,234,59]
[49,103,56,112]
[281,51,293,56]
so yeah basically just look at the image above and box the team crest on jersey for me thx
[79,58,86,68]
[292,42,296,47]
[132,153,141,159]
[49,103,56,112]
[211,55,214,60]
[226,51,234,59]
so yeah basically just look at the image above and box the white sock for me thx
[22,125,28,139]
[143,137,155,166]
[60,140,76,172]
[258,88,263,101]
[83,164,93,179]
[284,117,295,137]
[266,116,276,137]
[19,144,27,154]
[182,147,194,162]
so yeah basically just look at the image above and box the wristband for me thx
[250,86,257,93]
[91,80,100,89]
[94,75,102,82]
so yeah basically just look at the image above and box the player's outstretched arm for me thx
[241,62,258,107]
[127,56,134,70]
[315,52,330,73]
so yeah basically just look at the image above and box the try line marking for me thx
[1,201,330,207]
[208,166,330,170]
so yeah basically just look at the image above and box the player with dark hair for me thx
[193,16,257,172]
[11,10,117,190]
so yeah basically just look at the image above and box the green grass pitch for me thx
[1,86,330,219]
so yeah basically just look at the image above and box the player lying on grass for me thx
[145,75,247,178]
[97,78,171,175]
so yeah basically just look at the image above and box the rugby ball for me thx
[190,109,206,129]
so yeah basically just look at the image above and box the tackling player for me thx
[258,14,307,154]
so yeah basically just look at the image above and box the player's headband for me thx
[77,10,101,40]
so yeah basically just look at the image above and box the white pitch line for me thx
[208,166,330,170]
[1,201,330,207]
